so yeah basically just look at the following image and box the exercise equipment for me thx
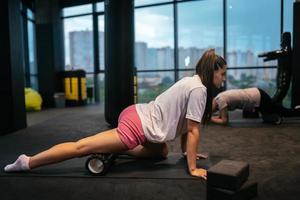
[63,70,87,106]
[207,180,258,200]
[207,160,257,200]
[207,160,249,190]
[85,153,117,175]
[292,1,300,107]
[258,32,292,105]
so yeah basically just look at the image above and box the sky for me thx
[62,0,294,64]
[135,0,294,53]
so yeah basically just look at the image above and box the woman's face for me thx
[213,66,226,88]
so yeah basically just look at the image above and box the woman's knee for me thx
[142,142,168,158]
[74,140,90,157]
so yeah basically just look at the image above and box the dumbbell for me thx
[85,153,117,175]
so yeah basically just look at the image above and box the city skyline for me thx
[63,0,293,66]
[67,29,277,71]
[60,0,293,104]
[68,29,277,93]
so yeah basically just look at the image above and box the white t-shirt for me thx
[136,75,207,143]
[214,88,261,111]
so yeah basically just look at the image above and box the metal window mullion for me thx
[223,0,227,89]
[92,3,100,103]
[281,0,284,35]
[61,13,93,19]
[93,4,100,74]
[227,66,277,70]
[135,1,174,9]
[23,12,31,87]
[135,0,205,9]
[174,1,179,82]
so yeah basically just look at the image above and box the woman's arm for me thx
[181,133,208,159]
[186,119,207,180]
[211,107,229,125]
[181,133,187,153]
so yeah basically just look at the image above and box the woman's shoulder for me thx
[179,75,206,89]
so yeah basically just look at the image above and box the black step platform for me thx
[207,160,250,191]
[0,153,215,200]
[207,180,258,200]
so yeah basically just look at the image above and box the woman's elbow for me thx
[220,117,229,125]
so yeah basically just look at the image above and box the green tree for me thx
[138,83,170,103]
[228,73,256,88]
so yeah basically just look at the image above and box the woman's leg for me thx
[258,88,273,115]
[258,88,284,124]
[28,128,127,169]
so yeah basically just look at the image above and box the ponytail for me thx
[195,49,226,125]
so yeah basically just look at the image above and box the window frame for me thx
[21,2,38,90]
[61,2,105,103]
[134,0,291,102]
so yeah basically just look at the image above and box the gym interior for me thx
[1,0,300,200]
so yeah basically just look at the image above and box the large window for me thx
[21,3,38,90]
[227,68,277,93]
[98,15,105,70]
[135,5,174,70]
[62,2,105,104]
[284,0,294,35]
[178,0,223,70]
[27,20,38,90]
[227,0,280,68]
[137,72,174,103]
[226,0,281,95]
[282,0,294,107]
[61,1,294,106]
[135,5,175,102]
[134,0,293,106]
[135,0,173,7]
[63,4,92,17]
[63,16,94,72]
[135,0,223,103]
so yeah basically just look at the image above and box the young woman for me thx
[211,87,300,125]
[4,49,227,180]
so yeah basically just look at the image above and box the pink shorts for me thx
[117,105,146,150]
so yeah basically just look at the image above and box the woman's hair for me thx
[195,49,226,125]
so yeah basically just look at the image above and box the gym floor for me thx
[1,104,300,200]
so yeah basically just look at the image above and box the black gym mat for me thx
[1,106,300,200]
[1,153,217,179]
[223,110,300,128]
[0,154,211,200]
[0,109,210,200]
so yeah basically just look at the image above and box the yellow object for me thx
[64,77,87,101]
[25,88,43,111]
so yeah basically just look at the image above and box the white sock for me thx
[4,154,30,172]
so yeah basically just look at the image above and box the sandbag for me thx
[25,88,43,111]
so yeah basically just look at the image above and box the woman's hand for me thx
[210,116,227,125]
[190,168,207,180]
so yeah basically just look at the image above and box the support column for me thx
[0,0,27,134]
[105,0,135,126]
[292,1,300,107]
[35,0,64,107]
